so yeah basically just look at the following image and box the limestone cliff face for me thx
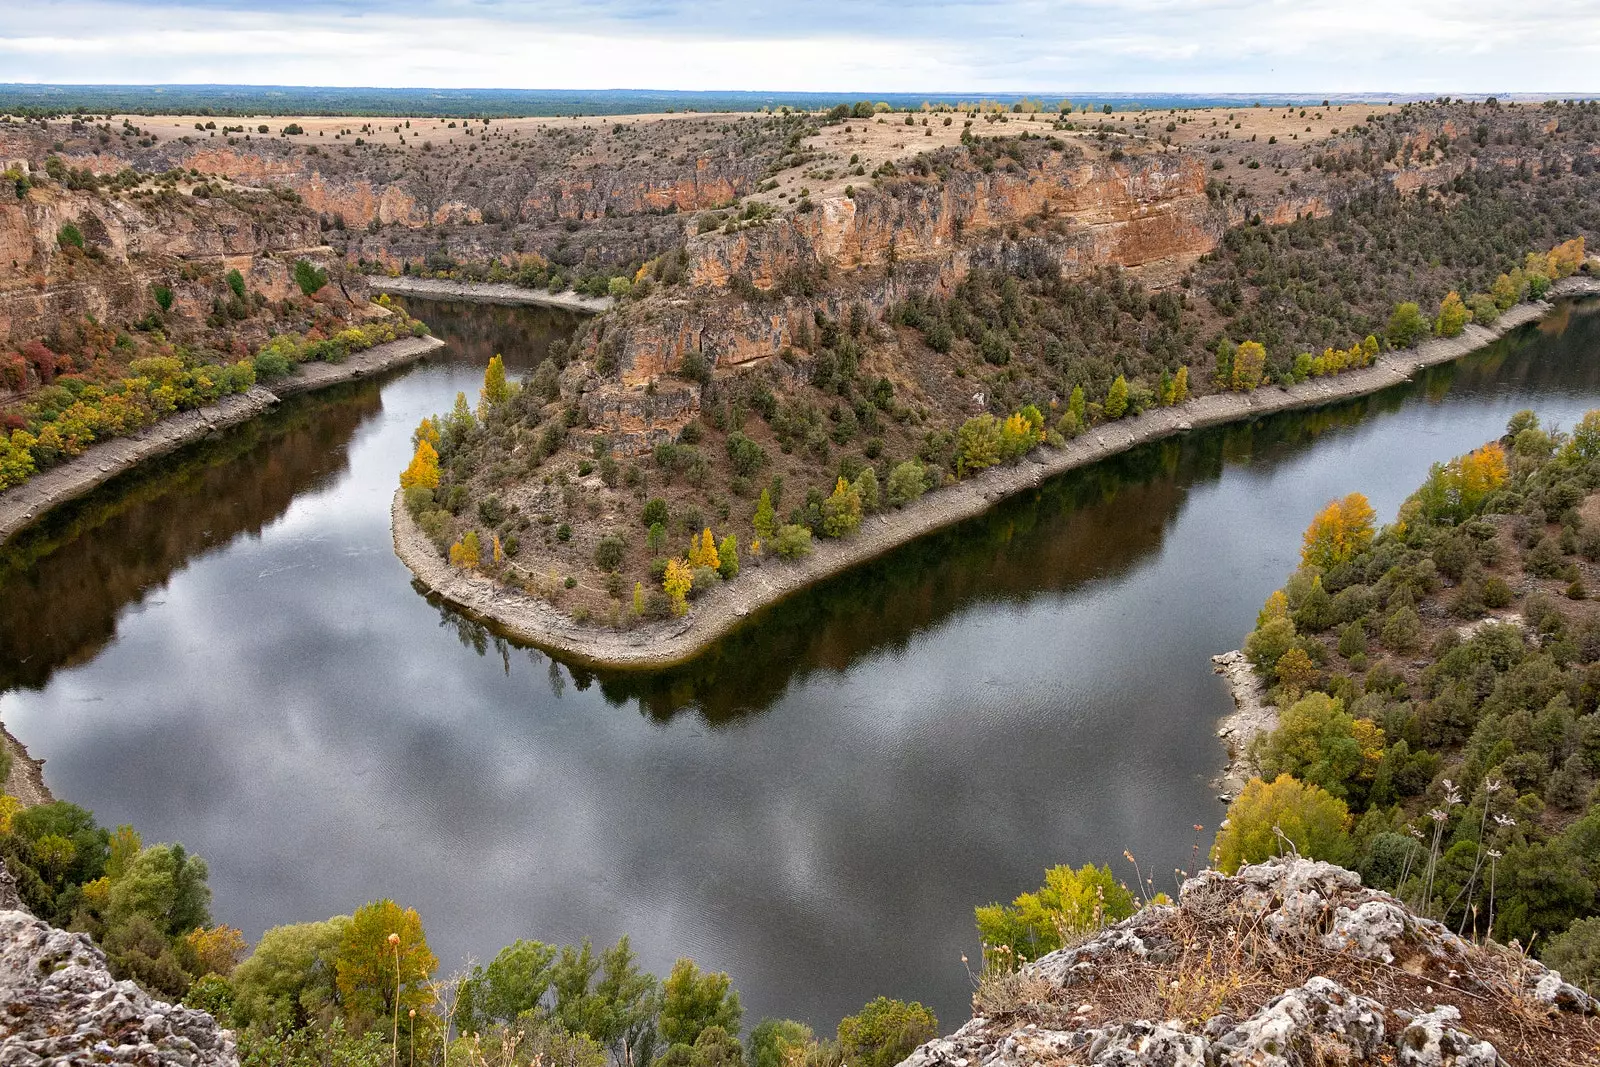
[899,858,1598,1067]
[0,184,342,348]
[689,150,1217,291]
[0,865,238,1066]
[575,147,1228,447]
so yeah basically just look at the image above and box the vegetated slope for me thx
[908,858,1598,1067]
[397,99,1600,632]
[1228,410,1600,996]
[0,159,423,495]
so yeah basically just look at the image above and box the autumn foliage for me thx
[1300,492,1377,569]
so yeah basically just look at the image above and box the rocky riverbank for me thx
[368,275,613,314]
[1,722,51,808]
[393,278,1600,670]
[0,334,445,547]
[1211,650,1276,801]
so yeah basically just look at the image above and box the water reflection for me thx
[3,297,1599,1034]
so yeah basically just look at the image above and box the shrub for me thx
[1386,302,1429,348]
[57,222,84,250]
[594,535,626,572]
[886,460,928,507]
[773,524,813,559]
[837,998,939,1067]
[642,497,670,527]
[292,259,328,296]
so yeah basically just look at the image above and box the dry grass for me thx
[971,900,1600,1066]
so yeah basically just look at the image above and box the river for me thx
[3,296,1600,1032]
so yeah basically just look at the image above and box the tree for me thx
[481,354,512,409]
[181,924,247,978]
[1544,916,1600,996]
[1256,693,1383,798]
[886,460,927,507]
[1172,365,1189,404]
[659,959,742,1048]
[1067,385,1086,425]
[643,498,671,528]
[1104,375,1130,418]
[1231,341,1266,391]
[1386,302,1428,348]
[450,531,481,569]
[821,478,862,537]
[956,414,1003,475]
[664,559,693,615]
[1300,492,1376,569]
[747,1019,815,1067]
[1435,291,1470,338]
[836,998,938,1067]
[974,864,1136,965]
[1273,647,1318,696]
[1245,616,1296,675]
[1211,774,1352,873]
[229,916,349,1031]
[226,268,247,300]
[753,490,776,540]
[648,522,668,553]
[718,536,740,580]
[333,899,437,1032]
[634,582,646,616]
[688,528,721,570]
[853,467,880,513]
[400,439,440,491]
[457,939,556,1035]
[293,259,329,297]
[1564,409,1600,463]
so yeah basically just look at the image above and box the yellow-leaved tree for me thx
[663,558,692,615]
[449,530,481,569]
[1300,492,1376,569]
[688,528,720,570]
[480,354,513,410]
[1232,341,1267,391]
[1211,775,1352,873]
[399,439,440,490]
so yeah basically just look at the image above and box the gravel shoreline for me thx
[368,276,613,314]
[0,334,446,547]
[1,723,52,808]
[394,277,1600,669]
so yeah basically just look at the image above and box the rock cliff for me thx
[0,863,238,1066]
[901,858,1598,1067]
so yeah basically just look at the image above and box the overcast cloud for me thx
[3,0,1599,92]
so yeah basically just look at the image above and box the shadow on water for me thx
[443,298,1600,720]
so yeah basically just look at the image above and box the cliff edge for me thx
[902,858,1597,1067]
[0,863,237,1066]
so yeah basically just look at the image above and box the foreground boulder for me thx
[901,858,1599,1067]
[0,890,237,1065]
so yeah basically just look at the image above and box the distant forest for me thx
[0,84,1424,118]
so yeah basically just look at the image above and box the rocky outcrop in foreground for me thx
[0,869,237,1065]
[903,859,1598,1067]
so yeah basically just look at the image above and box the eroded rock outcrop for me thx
[899,859,1598,1067]
[0,864,237,1065]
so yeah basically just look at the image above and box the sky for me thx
[3,0,1600,93]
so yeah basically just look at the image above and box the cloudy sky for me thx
[3,0,1600,92]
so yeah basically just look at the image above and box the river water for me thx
[4,297,1600,1032]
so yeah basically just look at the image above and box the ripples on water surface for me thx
[4,297,1600,1028]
